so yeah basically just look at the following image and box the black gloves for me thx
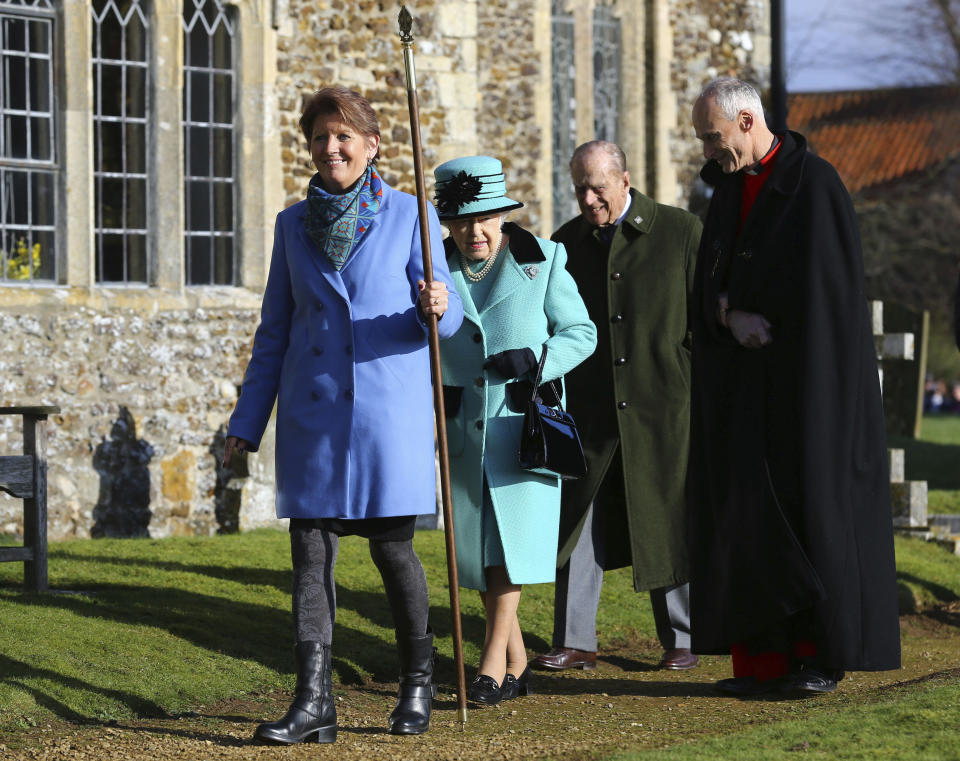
[483,348,538,379]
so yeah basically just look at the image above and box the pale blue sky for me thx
[786,0,953,91]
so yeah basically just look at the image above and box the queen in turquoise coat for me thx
[434,156,596,707]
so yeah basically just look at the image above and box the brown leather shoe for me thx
[531,647,597,671]
[658,648,699,670]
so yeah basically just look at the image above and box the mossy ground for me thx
[1,531,959,761]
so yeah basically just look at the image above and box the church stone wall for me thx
[669,0,771,205]
[0,295,282,541]
[0,1,771,541]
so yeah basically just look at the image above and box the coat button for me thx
[472,332,482,343]
[611,314,623,323]
[345,389,354,400]
[345,345,353,356]
[615,357,627,366]
[617,401,628,409]
[315,300,324,310]
[611,272,622,281]
[311,390,321,401]
[312,346,324,356]
[475,377,485,387]
[475,420,484,430]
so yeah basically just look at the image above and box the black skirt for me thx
[289,516,417,542]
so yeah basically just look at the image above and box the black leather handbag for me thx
[518,346,587,480]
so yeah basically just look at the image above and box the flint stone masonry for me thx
[0,301,283,541]
[670,0,771,207]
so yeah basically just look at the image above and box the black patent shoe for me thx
[501,665,533,701]
[779,667,844,697]
[467,674,503,706]
[714,676,782,697]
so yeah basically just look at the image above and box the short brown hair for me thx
[299,87,381,163]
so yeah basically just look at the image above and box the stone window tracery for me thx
[182,0,237,286]
[592,3,621,143]
[550,0,578,230]
[91,0,150,284]
[0,0,55,282]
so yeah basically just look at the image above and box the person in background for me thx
[224,86,463,743]
[434,155,596,706]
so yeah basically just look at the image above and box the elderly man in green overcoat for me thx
[532,140,702,672]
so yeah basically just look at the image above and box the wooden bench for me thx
[0,405,59,592]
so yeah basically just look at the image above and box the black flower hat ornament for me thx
[436,170,482,217]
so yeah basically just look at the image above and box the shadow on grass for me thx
[887,435,960,490]
[897,571,960,605]
[6,547,492,704]
[0,654,168,723]
[46,549,291,593]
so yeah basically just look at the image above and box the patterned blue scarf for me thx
[304,165,383,270]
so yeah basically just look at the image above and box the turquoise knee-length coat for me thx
[440,223,597,591]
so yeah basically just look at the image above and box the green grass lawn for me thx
[889,414,960,513]
[1,531,959,760]
[0,528,654,732]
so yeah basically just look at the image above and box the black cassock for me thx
[689,131,901,671]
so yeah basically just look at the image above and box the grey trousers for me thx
[552,501,691,652]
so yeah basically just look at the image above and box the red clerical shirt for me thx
[738,137,783,233]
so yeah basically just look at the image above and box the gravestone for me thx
[879,303,929,438]
[871,301,928,529]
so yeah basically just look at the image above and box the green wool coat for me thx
[553,189,702,592]
[440,223,597,591]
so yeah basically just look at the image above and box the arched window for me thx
[550,0,577,230]
[0,0,56,282]
[182,0,236,286]
[592,3,621,143]
[91,0,149,283]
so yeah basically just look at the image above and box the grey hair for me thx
[698,77,766,123]
[569,140,627,174]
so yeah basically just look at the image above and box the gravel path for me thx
[4,615,959,761]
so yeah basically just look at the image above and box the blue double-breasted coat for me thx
[440,223,597,590]
[228,182,463,519]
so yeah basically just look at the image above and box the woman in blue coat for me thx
[223,87,463,744]
[434,156,596,706]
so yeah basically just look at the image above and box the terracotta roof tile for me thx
[787,85,960,192]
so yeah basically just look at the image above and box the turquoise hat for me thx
[433,155,524,220]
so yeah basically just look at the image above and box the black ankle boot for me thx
[388,630,437,735]
[255,641,337,744]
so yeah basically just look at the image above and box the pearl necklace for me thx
[460,231,504,283]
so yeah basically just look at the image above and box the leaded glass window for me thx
[91,0,149,284]
[0,0,55,282]
[593,4,621,143]
[183,0,236,286]
[551,0,578,231]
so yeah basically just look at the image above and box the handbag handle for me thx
[529,345,565,412]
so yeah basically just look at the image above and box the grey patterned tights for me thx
[290,526,429,644]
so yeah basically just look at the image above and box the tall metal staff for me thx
[398,4,468,727]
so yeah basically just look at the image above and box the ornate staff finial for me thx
[398,5,414,45]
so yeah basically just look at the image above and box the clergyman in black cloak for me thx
[688,77,901,697]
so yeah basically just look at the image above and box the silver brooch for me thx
[634,216,643,225]
[523,264,540,279]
